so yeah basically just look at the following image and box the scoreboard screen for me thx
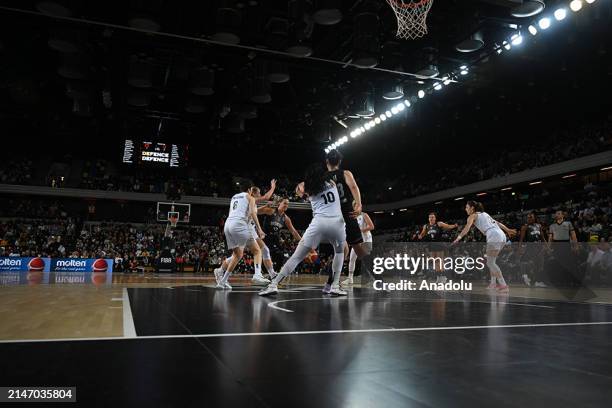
[122,140,188,168]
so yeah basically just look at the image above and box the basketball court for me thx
[1,0,612,406]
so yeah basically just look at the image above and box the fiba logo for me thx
[92,258,109,272]
[28,257,46,272]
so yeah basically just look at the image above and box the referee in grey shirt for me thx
[548,210,577,243]
[548,209,579,285]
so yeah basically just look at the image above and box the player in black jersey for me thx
[323,149,376,292]
[519,211,547,287]
[258,197,303,274]
[418,212,458,283]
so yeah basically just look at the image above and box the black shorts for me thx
[344,216,364,246]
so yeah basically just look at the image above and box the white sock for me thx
[222,270,231,283]
[490,276,496,286]
[348,248,357,278]
[254,263,262,276]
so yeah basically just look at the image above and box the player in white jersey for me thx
[342,202,374,286]
[453,201,517,293]
[215,183,265,290]
[260,163,347,296]
[214,181,276,285]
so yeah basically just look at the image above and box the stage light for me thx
[570,0,582,11]
[369,120,376,127]
[385,110,392,118]
[501,187,512,191]
[379,113,387,121]
[460,65,467,70]
[496,47,503,54]
[360,126,365,133]
[460,69,469,75]
[476,192,487,197]
[434,83,442,90]
[454,197,464,201]
[562,173,576,179]
[391,106,398,114]
[529,180,543,185]
[350,130,357,138]
[528,25,538,35]
[443,78,451,86]
[364,122,371,130]
[403,99,411,107]
[511,34,523,45]
[324,148,330,153]
[396,103,405,111]
[538,17,551,29]
[418,90,425,98]
[585,0,596,4]
[374,117,381,124]
[600,166,612,171]
[554,8,567,21]
[503,40,511,50]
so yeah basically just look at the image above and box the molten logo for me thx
[92,259,108,272]
[28,257,45,271]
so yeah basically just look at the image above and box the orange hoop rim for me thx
[169,215,179,226]
[387,0,432,9]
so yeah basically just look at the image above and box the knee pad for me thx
[262,245,271,261]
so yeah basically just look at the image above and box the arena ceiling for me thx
[0,0,611,172]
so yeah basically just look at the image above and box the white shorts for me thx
[249,223,259,240]
[486,228,507,251]
[300,215,346,253]
[224,219,251,250]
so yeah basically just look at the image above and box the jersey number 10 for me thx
[320,191,336,205]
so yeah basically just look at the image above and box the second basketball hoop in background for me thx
[386,0,434,40]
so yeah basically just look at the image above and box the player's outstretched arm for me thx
[284,215,302,242]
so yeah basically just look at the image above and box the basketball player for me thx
[418,212,458,283]
[324,149,374,293]
[214,180,276,284]
[519,211,547,287]
[452,201,516,293]
[259,163,347,296]
[215,183,265,290]
[342,203,375,286]
[258,197,303,278]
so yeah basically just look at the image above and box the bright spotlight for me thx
[360,126,365,132]
[364,122,371,130]
[511,34,523,45]
[390,106,398,114]
[369,120,376,127]
[528,25,538,35]
[585,0,596,3]
[496,47,503,54]
[570,0,582,11]
[433,83,442,91]
[403,99,411,107]
[503,40,511,50]
[460,69,468,75]
[460,65,467,70]
[379,114,387,121]
[418,90,425,98]
[385,110,392,118]
[554,8,567,20]
[396,103,405,111]
[538,17,551,29]
[443,78,451,86]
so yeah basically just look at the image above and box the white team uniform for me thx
[301,183,346,252]
[224,192,252,249]
[356,213,373,251]
[249,218,259,240]
[474,212,506,250]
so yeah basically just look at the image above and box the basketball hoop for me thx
[168,214,179,228]
[386,0,434,40]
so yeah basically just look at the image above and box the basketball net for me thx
[165,215,178,237]
[386,0,434,40]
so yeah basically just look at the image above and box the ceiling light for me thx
[528,25,538,35]
[554,8,567,21]
[418,90,425,98]
[570,0,582,11]
[538,17,551,29]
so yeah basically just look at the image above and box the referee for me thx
[548,209,579,286]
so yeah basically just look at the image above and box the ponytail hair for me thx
[466,200,484,212]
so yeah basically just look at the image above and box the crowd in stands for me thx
[1,119,609,204]
[368,119,611,203]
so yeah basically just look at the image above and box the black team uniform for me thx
[263,209,288,268]
[325,168,364,286]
